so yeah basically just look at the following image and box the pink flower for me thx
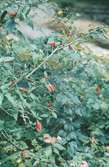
[48,41,57,47]
[43,134,57,144]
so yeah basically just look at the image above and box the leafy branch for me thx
[26,41,74,78]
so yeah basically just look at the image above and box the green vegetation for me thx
[52,0,109,7]
[0,0,109,167]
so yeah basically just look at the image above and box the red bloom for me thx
[47,83,55,93]
[48,41,57,47]
[35,120,42,132]
[8,11,17,17]
[96,85,101,94]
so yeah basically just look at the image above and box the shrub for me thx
[0,1,109,167]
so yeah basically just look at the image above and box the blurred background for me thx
[52,0,109,24]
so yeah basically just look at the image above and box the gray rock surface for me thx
[16,3,56,39]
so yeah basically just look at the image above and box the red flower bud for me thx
[96,85,101,94]
[8,11,17,17]
[48,41,57,47]
[35,120,42,132]
[47,83,55,93]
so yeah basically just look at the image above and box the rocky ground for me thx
[16,2,109,60]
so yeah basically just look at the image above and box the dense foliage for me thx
[0,0,109,167]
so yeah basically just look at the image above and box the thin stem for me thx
[2,130,23,151]
[26,41,73,78]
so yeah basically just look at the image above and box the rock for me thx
[16,20,54,39]
[15,3,57,39]
[73,19,105,33]
[29,3,56,27]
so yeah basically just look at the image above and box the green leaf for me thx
[53,148,60,155]
[0,57,14,63]
[5,93,17,108]
[0,120,4,130]
[0,94,4,106]
[51,112,57,119]
[44,147,52,158]
[53,143,65,151]
[93,103,100,110]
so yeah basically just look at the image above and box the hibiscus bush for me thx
[0,0,109,167]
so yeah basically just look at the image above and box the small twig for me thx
[0,107,14,118]
[26,41,73,78]
[10,41,74,88]
[0,10,8,24]
[9,73,26,89]
[1,130,23,151]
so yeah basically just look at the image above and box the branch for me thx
[26,41,73,78]
[10,41,74,88]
